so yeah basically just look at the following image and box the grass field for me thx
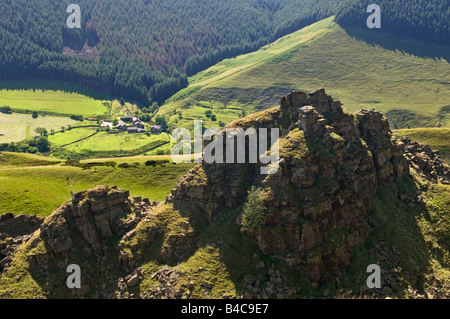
[54,131,171,158]
[0,152,194,216]
[0,113,80,143]
[159,17,450,130]
[393,128,450,164]
[47,127,98,147]
[0,85,109,117]
[0,152,61,167]
[0,81,163,157]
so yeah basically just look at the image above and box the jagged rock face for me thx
[356,109,391,137]
[39,185,135,257]
[0,214,44,274]
[168,89,411,287]
[167,164,253,223]
[0,214,44,238]
[401,137,450,184]
[16,186,156,298]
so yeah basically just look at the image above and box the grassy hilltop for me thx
[159,17,450,130]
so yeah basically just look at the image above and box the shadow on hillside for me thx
[344,176,437,297]
[0,80,111,102]
[339,25,450,63]
[385,109,439,130]
[24,231,126,299]
[173,201,266,297]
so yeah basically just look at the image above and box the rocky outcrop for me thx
[356,109,409,184]
[38,185,138,257]
[0,213,44,275]
[5,186,157,298]
[167,89,413,288]
[1,184,201,298]
[401,137,450,184]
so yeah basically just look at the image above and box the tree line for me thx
[0,0,342,107]
[0,0,447,108]
[335,0,450,45]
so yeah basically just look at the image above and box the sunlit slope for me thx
[159,17,450,129]
[0,152,193,216]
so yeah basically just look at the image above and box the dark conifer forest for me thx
[335,0,449,45]
[0,0,447,106]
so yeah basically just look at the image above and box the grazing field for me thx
[0,113,80,143]
[48,127,99,147]
[53,131,171,158]
[393,128,450,164]
[0,152,194,216]
[159,17,450,130]
[0,87,109,117]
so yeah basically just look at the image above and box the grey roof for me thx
[127,126,146,133]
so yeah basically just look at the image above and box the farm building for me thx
[116,120,127,131]
[135,121,145,129]
[127,127,146,134]
[151,125,162,134]
[131,116,145,128]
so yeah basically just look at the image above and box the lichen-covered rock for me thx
[39,185,134,257]
[0,185,158,298]
[356,109,391,137]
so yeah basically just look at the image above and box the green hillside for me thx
[158,17,450,130]
[0,152,193,216]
